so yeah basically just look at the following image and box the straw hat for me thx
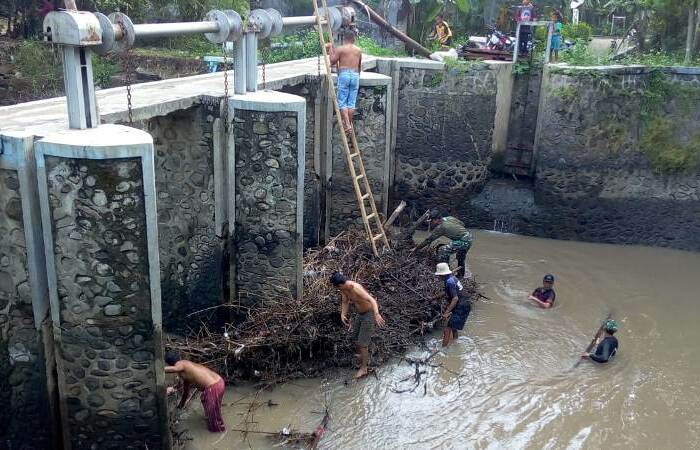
[434,262,452,276]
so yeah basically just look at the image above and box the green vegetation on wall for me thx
[550,69,700,174]
[638,71,700,174]
[640,118,700,173]
[552,85,578,102]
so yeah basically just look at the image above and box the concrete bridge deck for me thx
[0,56,380,134]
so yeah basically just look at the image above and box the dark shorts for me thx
[352,311,375,348]
[447,302,470,331]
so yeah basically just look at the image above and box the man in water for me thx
[432,14,453,49]
[330,272,386,378]
[413,209,474,278]
[165,351,226,432]
[326,29,362,135]
[581,320,619,363]
[528,273,556,308]
[435,263,471,347]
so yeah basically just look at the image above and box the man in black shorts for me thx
[435,263,471,347]
[528,274,556,308]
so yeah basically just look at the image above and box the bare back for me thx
[341,281,375,313]
[334,44,362,71]
[173,360,221,389]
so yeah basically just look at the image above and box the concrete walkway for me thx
[0,56,378,134]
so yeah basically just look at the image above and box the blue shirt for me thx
[444,275,463,300]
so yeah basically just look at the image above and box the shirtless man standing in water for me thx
[165,351,226,432]
[330,272,386,378]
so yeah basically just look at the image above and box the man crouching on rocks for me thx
[330,272,386,379]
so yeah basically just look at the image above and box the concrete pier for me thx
[35,125,169,450]
[228,91,306,305]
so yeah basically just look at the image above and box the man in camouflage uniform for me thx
[414,209,474,278]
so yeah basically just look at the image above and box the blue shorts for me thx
[337,69,359,110]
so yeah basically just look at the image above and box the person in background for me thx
[432,14,453,49]
[330,272,386,379]
[326,29,362,135]
[165,351,226,432]
[413,209,474,279]
[581,320,619,363]
[528,274,556,308]
[549,10,563,62]
[515,0,535,54]
[435,263,471,347]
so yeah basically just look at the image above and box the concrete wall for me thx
[36,126,169,449]
[280,79,324,248]
[532,66,700,249]
[391,60,501,217]
[329,73,392,235]
[468,65,700,250]
[0,133,57,450]
[229,92,305,306]
[133,105,226,332]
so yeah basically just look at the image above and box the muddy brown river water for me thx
[182,231,700,449]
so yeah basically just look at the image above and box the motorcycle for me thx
[486,26,514,52]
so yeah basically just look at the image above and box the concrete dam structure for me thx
[1,45,700,447]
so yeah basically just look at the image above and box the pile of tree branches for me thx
[169,230,479,383]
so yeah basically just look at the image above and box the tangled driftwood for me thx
[168,230,480,383]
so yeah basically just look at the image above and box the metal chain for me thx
[222,43,229,132]
[123,49,133,124]
[263,58,267,91]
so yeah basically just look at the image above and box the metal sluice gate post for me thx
[42,5,356,130]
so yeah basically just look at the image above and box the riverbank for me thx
[179,231,700,449]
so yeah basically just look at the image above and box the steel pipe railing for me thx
[132,21,220,38]
[282,16,327,26]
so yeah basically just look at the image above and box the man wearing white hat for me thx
[435,262,471,347]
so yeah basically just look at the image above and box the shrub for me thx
[560,39,602,66]
[356,35,406,57]
[92,55,117,87]
[561,22,592,42]
[14,40,62,96]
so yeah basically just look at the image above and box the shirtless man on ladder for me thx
[326,29,362,134]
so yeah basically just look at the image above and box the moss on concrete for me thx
[640,118,700,174]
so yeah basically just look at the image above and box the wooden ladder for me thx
[312,0,390,256]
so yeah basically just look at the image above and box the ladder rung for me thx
[355,174,364,181]
[366,213,376,220]
[349,152,360,158]
[372,234,384,241]
[361,193,370,200]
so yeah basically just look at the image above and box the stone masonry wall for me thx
[530,66,700,250]
[329,84,388,235]
[281,81,321,248]
[233,109,300,305]
[0,168,53,450]
[44,156,165,449]
[134,106,224,332]
[393,65,498,217]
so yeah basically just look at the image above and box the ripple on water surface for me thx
[183,231,700,449]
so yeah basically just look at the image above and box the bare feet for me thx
[354,367,368,379]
